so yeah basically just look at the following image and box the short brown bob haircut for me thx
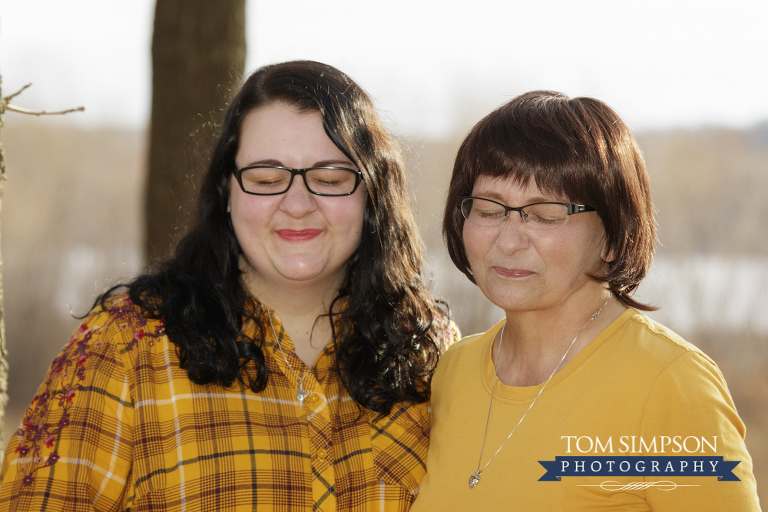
[443,90,656,311]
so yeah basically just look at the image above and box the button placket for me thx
[307,380,335,510]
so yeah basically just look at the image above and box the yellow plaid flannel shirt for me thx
[1,296,457,511]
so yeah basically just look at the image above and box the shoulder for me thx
[599,310,732,406]
[41,294,164,391]
[443,318,504,358]
[436,319,463,352]
[443,332,483,358]
[619,309,719,373]
[622,311,737,423]
[46,294,167,383]
[87,294,167,350]
[432,319,503,386]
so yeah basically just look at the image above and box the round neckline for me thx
[478,308,636,402]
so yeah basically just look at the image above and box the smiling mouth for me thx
[493,267,535,278]
[275,229,323,242]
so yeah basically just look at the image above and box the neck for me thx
[244,266,344,367]
[495,288,626,386]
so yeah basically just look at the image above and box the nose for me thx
[279,174,318,217]
[494,213,530,254]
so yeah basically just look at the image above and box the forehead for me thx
[239,103,323,141]
[471,175,569,203]
[235,103,350,168]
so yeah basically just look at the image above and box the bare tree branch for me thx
[3,83,32,103]
[5,104,85,116]
[1,83,84,117]
[0,77,85,459]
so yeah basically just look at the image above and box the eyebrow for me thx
[240,158,357,169]
[474,190,554,205]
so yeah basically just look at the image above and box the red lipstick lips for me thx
[275,229,323,242]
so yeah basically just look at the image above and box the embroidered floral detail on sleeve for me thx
[111,298,165,351]
[14,318,103,486]
[11,296,162,486]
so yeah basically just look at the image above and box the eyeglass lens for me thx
[461,198,571,230]
[239,167,358,195]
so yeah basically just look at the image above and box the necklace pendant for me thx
[296,390,307,409]
[469,471,481,488]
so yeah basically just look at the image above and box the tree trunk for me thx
[145,0,246,262]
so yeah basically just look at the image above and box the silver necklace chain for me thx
[469,296,612,489]
[267,310,309,409]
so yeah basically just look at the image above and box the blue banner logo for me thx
[538,456,740,482]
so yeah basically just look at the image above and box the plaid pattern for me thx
[1,296,453,511]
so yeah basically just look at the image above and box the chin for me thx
[277,268,325,282]
[480,282,528,305]
[278,263,345,285]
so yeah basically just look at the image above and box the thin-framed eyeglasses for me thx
[233,165,363,196]
[458,196,595,230]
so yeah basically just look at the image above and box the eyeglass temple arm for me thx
[569,204,595,214]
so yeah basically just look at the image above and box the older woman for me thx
[411,92,760,510]
[1,61,456,511]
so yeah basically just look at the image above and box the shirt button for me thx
[309,393,320,404]
[317,448,328,460]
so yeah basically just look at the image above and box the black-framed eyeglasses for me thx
[233,165,363,196]
[458,196,595,230]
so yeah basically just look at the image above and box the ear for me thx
[601,241,616,264]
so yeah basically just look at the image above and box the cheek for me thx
[229,195,250,231]
[600,236,614,263]
[228,192,275,243]
[462,225,484,268]
[338,193,366,240]
[347,206,366,248]
[584,225,610,267]
[557,230,606,276]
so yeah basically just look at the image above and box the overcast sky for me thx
[2,0,767,138]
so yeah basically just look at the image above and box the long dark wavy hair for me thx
[100,60,449,416]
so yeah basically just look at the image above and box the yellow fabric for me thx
[411,309,761,511]
[0,295,449,511]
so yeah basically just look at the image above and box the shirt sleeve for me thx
[0,307,135,511]
[641,351,761,511]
